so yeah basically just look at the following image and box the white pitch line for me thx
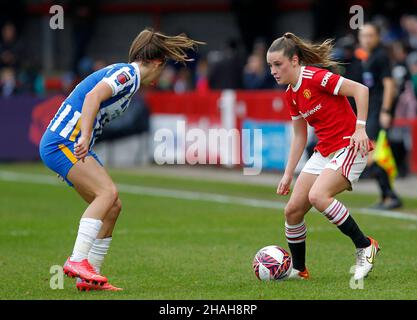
[116,183,285,210]
[1,170,417,222]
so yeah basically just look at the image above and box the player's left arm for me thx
[337,78,370,156]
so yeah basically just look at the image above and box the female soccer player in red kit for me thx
[267,32,380,281]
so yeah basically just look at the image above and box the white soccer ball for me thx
[253,245,292,281]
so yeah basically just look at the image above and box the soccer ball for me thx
[253,245,292,281]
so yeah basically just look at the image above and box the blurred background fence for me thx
[0,0,416,175]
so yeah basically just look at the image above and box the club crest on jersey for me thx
[303,89,311,99]
[116,71,130,85]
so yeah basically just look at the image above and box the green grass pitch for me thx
[1,163,417,300]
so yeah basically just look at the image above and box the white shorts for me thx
[302,147,367,190]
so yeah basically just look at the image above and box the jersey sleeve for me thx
[285,90,302,120]
[312,68,344,96]
[102,65,136,97]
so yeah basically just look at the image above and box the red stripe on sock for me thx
[287,235,306,242]
[285,225,306,233]
[327,201,342,219]
[335,210,350,226]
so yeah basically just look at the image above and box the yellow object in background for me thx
[373,130,398,185]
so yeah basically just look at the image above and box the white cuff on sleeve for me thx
[333,77,344,95]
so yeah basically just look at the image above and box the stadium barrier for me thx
[393,118,417,174]
[0,92,416,175]
[145,90,417,174]
[146,90,294,171]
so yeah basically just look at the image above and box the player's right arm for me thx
[277,118,308,195]
[74,81,113,161]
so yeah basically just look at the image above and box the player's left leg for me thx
[73,182,123,291]
[284,171,317,279]
[308,167,380,280]
[85,199,123,290]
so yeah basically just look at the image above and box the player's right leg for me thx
[284,171,318,280]
[308,147,380,281]
[72,177,123,291]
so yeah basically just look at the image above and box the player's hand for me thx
[379,111,392,129]
[277,173,292,196]
[350,127,369,157]
[74,135,90,162]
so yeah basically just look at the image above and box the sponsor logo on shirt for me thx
[321,72,332,88]
[300,103,322,119]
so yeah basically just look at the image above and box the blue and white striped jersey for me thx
[47,62,141,148]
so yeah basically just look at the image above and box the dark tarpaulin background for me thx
[0,95,56,161]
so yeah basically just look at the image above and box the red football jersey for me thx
[285,66,356,157]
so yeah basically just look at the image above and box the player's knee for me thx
[113,198,122,215]
[107,198,122,222]
[284,202,302,221]
[96,184,119,209]
[308,189,326,210]
[99,184,119,204]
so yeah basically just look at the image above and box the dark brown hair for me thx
[128,28,205,64]
[268,32,338,68]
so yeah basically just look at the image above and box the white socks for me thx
[88,237,112,273]
[285,220,307,243]
[70,218,103,262]
[322,199,350,226]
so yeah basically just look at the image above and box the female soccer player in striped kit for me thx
[39,28,203,291]
[267,32,380,281]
